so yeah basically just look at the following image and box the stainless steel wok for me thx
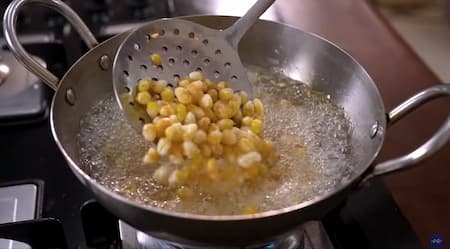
[4,0,450,247]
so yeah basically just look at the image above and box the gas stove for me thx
[0,1,421,249]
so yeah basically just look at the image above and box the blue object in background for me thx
[430,234,444,248]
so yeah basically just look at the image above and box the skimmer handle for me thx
[224,0,276,48]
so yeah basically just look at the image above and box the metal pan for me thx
[4,0,450,247]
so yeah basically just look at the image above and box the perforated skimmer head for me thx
[113,0,275,129]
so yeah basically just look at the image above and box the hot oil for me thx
[77,69,354,215]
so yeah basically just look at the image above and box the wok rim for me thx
[50,15,387,222]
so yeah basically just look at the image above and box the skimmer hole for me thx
[161,46,168,52]
[173,74,180,81]
[173,29,180,35]
[157,65,164,71]
[195,67,202,72]
[159,29,165,36]
[129,101,135,106]
[123,70,129,77]
[134,43,141,50]
[152,77,159,81]
[188,32,195,38]
[168,83,175,88]
[214,71,220,78]
[127,55,133,61]
[183,59,190,66]
[215,49,222,55]
[168,58,175,66]
[139,117,145,124]
[124,86,131,92]
[176,45,183,51]
[224,62,231,68]
[191,49,198,56]
[231,75,238,80]
[146,34,151,40]
[203,58,210,65]
[202,39,208,45]
[140,64,148,70]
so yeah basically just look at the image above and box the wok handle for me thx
[364,84,450,181]
[3,0,98,90]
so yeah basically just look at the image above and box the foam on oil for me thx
[77,69,354,215]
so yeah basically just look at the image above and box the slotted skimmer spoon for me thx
[113,0,275,128]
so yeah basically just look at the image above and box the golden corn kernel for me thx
[187,82,204,101]
[199,94,213,109]
[217,81,228,89]
[155,118,171,137]
[238,151,262,168]
[238,137,255,153]
[211,143,224,156]
[150,53,161,66]
[223,146,237,163]
[169,114,179,124]
[152,80,167,93]
[169,154,184,165]
[204,79,215,91]
[189,80,204,90]
[143,147,160,164]
[193,130,207,144]
[253,98,264,116]
[182,123,198,141]
[232,110,243,125]
[206,158,218,174]
[222,129,237,145]
[207,89,218,102]
[213,101,234,119]
[176,186,193,199]
[260,139,274,157]
[250,119,263,135]
[207,130,222,145]
[157,138,172,156]
[243,101,255,116]
[219,88,234,101]
[204,108,217,122]
[138,79,152,92]
[240,91,249,105]
[175,87,193,104]
[153,165,171,185]
[176,104,187,121]
[243,204,260,215]
[161,87,174,102]
[189,71,204,81]
[183,140,200,159]
[142,123,157,142]
[242,116,253,126]
[165,123,183,141]
[208,123,219,132]
[217,119,234,130]
[184,112,196,124]
[176,169,190,183]
[146,101,160,118]
[168,170,180,187]
[160,104,175,117]
[198,117,211,131]
[179,79,190,87]
[188,105,206,119]
[245,164,260,178]
[200,143,212,157]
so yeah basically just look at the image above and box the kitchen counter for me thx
[269,0,450,247]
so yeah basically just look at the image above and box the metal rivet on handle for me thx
[65,88,76,105]
[99,55,111,71]
[370,121,380,138]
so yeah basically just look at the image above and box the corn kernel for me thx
[207,130,222,145]
[250,119,263,135]
[182,123,198,141]
[217,81,228,89]
[160,104,175,117]
[242,116,253,126]
[143,147,160,164]
[222,129,237,145]
[243,204,260,215]
[237,151,262,167]
[199,94,213,109]
[208,123,219,132]
[206,158,218,174]
[157,138,172,156]
[176,186,193,199]
[243,101,255,116]
[211,143,224,156]
[200,143,212,157]
[150,53,161,66]
[169,154,184,164]
[187,82,204,101]
[138,79,152,92]
[213,101,234,119]
[176,104,187,121]
[168,170,180,187]
[175,87,193,104]
[152,80,167,93]
[232,110,243,124]
[193,130,207,144]
[238,137,255,153]
[169,114,179,124]
[161,87,174,102]
[142,123,157,142]
[198,117,211,131]
[189,71,204,81]
[153,165,171,185]
[176,169,190,183]
[165,123,183,141]
[188,105,206,119]
[261,139,274,157]
[245,164,260,178]
[183,141,200,159]
[146,101,160,118]
[207,89,218,102]
[155,118,171,137]
[204,79,215,91]
[185,112,196,124]
[253,98,264,116]
[179,79,190,87]
[219,88,234,101]
[217,119,234,130]
[240,91,249,105]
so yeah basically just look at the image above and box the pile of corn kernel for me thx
[135,71,278,197]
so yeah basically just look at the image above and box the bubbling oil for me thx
[77,69,354,215]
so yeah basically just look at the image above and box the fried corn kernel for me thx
[138,79,152,92]
[211,143,223,156]
[200,143,212,157]
[217,119,234,130]
[152,80,167,93]
[243,101,255,116]
[142,123,157,142]
[179,79,190,87]
[160,104,175,117]
[217,81,228,89]
[183,140,200,158]
[153,165,171,185]
[239,91,249,105]
[222,129,237,145]
[250,119,263,135]
[189,71,204,81]
[146,101,160,118]
[175,87,193,104]
[176,186,193,199]
[161,87,174,102]
[253,98,264,116]
[207,130,222,145]
[143,147,160,164]
[237,151,262,167]
[136,91,152,105]
[150,53,161,65]
[156,137,171,156]
[193,130,207,144]
[200,94,213,109]
[182,123,198,141]
[165,123,183,141]
[185,112,196,124]
[242,116,253,126]
[238,137,255,153]
[243,204,260,215]
[206,158,218,174]
[176,104,187,121]
[207,89,218,102]
[219,88,234,101]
